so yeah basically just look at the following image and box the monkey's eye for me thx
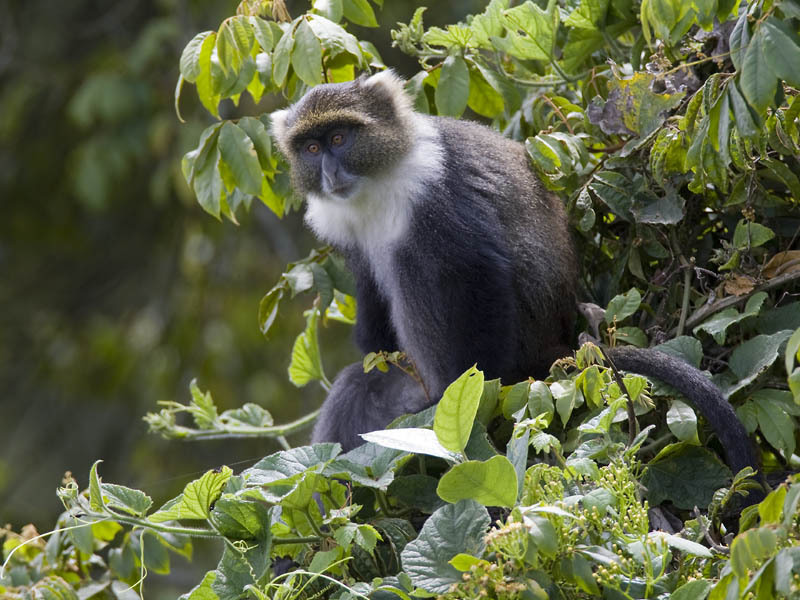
[330,133,345,146]
[306,141,321,154]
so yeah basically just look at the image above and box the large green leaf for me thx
[401,500,490,594]
[436,456,518,507]
[342,0,378,27]
[433,366,484,454]
[291,19,323,87]
[435,55,469,117]
[642,444,730,509]
[217,122,263,196]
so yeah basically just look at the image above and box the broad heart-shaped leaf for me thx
[642,443,730,509]
[291,18,323,87]
[150,467,233,522]
[217,122,263,196]
[433,365,484,454]
[244,443,341,485]
[436,456,518,507]
[360,428,457,461]
[288,308,325,387]
[498,0,557,61]
[401,500,490,594]
[435,55,469,118]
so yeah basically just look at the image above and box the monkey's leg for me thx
[312,362,429,451]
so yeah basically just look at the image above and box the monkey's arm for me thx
[347,252,399,354]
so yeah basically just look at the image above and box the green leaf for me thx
[551,379,584,426]
[193,146,224,219]
[217,122,263,196]
[150,467,232,522]
[89,460,104,512]
[730,526,779,579]
[499,0,557,61]
[343,0,378,27]
[760,18,800,88]
[528,380,555,422]
[288,308,325,387]
[732,219,775,249]
[291,19,323,87]
[401,500,490,594]
[101,483,153,517]
[761,157,800,204]
[211,496,271,540]
[671,579,713,600]
[435,55,469,118]
[502,381,529,419]
[786,327,800,375]
[728,77,760,138]
[437,456,518,507]
[196,32,220,117]
[361,428,457,461]
[313,0,344,22]
[666,399,699,443]
[725,330,793,394]
[434,366,484,454]
[466,65,504,118]
[245,444,340,485]
[250,16,274,52]
[272,27,294,88]
[180,31,213,83]
[740,27,778,114]
[755,393,796,458]
[236,116,274,172]
[258,284,285,337]
[307,14,363,62]
[605,287,642,323]
[642,443,730,509]
[694,291,768,345]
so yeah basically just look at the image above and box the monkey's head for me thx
[271,71,415,201]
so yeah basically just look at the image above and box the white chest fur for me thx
[303,115,444,259]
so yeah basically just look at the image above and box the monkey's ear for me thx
[362,69,413,117]
[270,109,290,153]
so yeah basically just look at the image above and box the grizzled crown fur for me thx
[270,71,415,187]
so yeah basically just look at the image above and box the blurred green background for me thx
[0,0,487,544]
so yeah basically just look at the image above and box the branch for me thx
[669,269,800,336]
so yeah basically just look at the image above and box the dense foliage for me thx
[3,0,800,598]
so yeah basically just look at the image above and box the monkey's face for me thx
[271,73,414,202]
[291,123,367,200]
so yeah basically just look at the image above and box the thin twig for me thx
[669,269,800,336]
[600,347,639,445]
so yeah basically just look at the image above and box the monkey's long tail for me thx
[607,346,757,476]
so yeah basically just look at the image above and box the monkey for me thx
[270,71,757,476]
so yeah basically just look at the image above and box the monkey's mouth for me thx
[321,180,359,200]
